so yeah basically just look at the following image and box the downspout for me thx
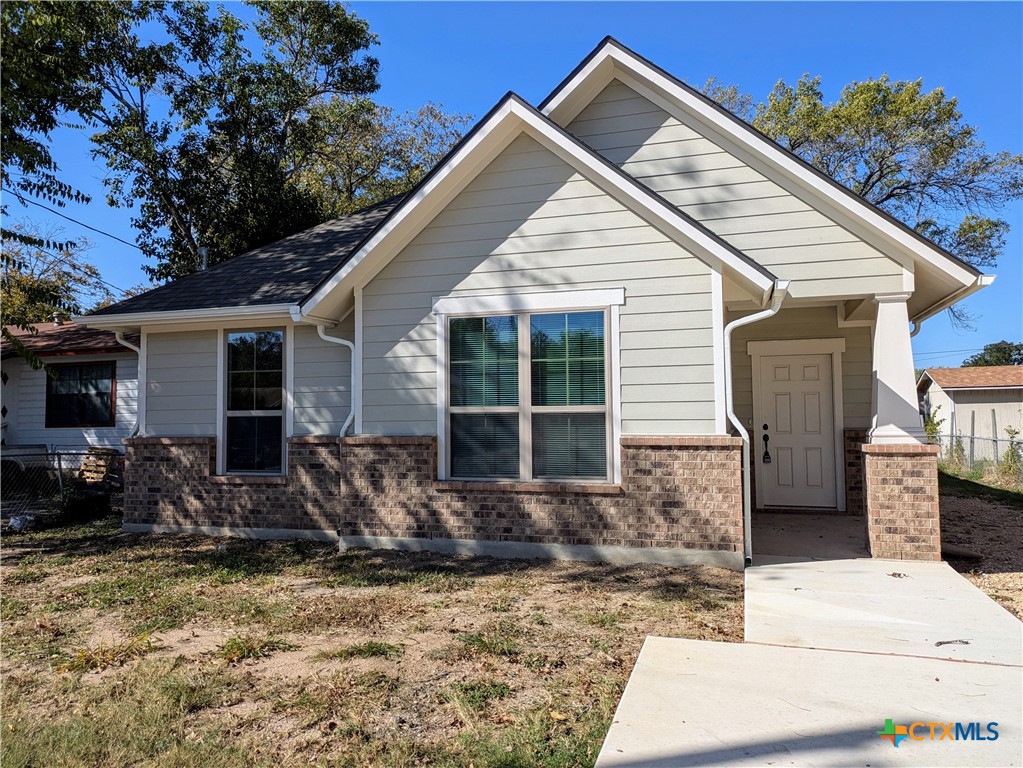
[723,280,790,566]
[316,325,356,437]
[910,320,922,337]
[114,332,142,437]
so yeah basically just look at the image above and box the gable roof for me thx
[540,37,991,320]
[1,323,136,360]
[299,93,778,320]
[918,366,1023,391]
[87,196,402,319]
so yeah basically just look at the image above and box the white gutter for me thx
[723,279,790,566]
[909,274,995,325]
[75,303,298,329]
[113,332,143,437]
[316,325,356,437]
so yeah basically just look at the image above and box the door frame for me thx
[747,338,846,512]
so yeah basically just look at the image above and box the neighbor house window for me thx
[447,310,608,481]
[45,362,116,428]
[225,330,283,473]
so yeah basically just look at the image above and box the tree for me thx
[85,0,381,280]
[962,341,1023,367]
[700,74,1023,325]
[0,1,141,360]
[296,100,473,216]
[1,224,114,328]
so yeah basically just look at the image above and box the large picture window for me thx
[45,362,116,428]
[448,310,608,481]
[225,330,283,473]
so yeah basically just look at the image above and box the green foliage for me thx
[1,224,113,328]
[962,341,1023,367]
[998,426,1022,487]
[923,404,946,443]
[701,74,1023,324]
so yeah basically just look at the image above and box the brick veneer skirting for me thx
[123,435,744,566]
[862,443,940,560]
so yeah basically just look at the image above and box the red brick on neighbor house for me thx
[862,443,941,560]
[122,434,744,560]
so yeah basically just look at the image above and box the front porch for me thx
[727,297,942,562]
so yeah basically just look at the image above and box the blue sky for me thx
[20,1,1023,367]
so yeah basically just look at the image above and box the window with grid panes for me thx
[447,311,608,480]
[225,330,284,473]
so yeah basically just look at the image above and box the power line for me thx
[4,193,142,250]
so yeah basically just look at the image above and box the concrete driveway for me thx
[596,556,1022,767]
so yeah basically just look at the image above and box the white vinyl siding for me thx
[568,80,905,298]
[728,307,872,429]
[3,352,138,449]
[362,135,717,436]
[292,322,353,436]
[146,329,218,436]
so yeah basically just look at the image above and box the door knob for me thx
[762,431,772,464]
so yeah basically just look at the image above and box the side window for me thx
[46,362,116,428]
[225,330,283,473]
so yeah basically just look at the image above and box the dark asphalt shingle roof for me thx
[89,196,403,317]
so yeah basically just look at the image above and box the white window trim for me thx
[435,289,625,483]
[746,338,846,512]
[217,326,290,476]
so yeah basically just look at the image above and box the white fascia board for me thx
[543,40,982,290]
[300,97,773,319]
[75,303,298,330]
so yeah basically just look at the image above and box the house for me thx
[0,319,139,451]
[918,366,1023,441]
[80,39,993,567]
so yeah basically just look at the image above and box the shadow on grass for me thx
[939,471,1023,510]
[1,515,743,609]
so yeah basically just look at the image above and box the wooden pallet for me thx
[77,448,122,486]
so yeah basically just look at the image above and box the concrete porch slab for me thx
[596,637,1022,768]
[745,559,1023,665]
[752,513,868,562]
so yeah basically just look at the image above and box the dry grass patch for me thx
[1,517,743,766]
[940,479,1023,619]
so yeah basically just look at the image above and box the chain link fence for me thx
[931,433,1023,488]
[0,449,124,523]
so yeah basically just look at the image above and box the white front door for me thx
[755,354,837,509]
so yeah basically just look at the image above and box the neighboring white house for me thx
[0,321,139,451]
[918,366,1023,441]
[81,38,994,565]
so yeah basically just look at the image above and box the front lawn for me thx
[0,519,743,767]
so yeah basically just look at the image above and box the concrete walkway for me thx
[597,551,1022,767]
[745,557,1023,665]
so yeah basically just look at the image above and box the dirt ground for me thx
[0,519,743,767]
[941,491,1023,619]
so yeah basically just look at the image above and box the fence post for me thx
[966,414,973,466]
[56,452,64,501]
[991,410,999,461]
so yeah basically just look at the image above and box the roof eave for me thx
[75,303,300,331]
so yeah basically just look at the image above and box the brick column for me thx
[862,443,940,560]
